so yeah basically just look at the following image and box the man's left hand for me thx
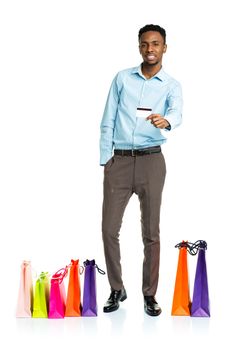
[146,114,170,129]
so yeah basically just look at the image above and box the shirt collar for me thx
[132,65,167,81]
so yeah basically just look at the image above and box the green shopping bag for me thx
[32,272,50,318]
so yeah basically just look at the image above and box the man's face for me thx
[139,31,167,66]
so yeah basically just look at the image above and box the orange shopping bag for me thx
[65,259,83,317]
[171,241,191,316]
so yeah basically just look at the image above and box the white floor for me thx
[4,300,227,350]
[3,265,229,350]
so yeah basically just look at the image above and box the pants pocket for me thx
[104,156,115,172]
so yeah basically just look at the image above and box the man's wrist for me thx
[164,119,171,130]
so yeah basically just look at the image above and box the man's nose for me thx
[147,44,154,52]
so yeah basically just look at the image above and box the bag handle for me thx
[70,259,84,274]
[51,266,69,283]
[83,259,106,275]
[95,264,106,275]
[39,271,50,280]
[175,240,207,255]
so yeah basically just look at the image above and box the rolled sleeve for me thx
[164,81,183,130]
[100,74,120,165]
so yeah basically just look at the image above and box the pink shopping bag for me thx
[48,266,68,318]
[16,260,33,317]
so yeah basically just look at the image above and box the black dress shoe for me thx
[144,296,162,316]
[103,287,127,313]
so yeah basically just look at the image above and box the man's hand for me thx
[146,114,170,129]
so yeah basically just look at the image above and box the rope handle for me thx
[175,240,207,255]
[21,260,38,280]
[95,264,106,275]
[70,259,84,274]
[39,271,50,280]
[51,265,69,284]
[83,259,106,275]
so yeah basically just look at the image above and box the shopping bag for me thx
[32,272,50,318]
[16,260,33,317]
[65,259,83,317]
[82,259,105,317]
[48,266,68,318]
[191,240,210,317]
[171,242,191,316]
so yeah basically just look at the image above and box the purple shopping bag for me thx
[82,260,105,317]
[191,241,210,317]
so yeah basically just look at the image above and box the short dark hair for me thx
[138,24,166,44]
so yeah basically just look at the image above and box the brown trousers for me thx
[102,151,166,296]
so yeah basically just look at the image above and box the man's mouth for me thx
[146,54,156,60]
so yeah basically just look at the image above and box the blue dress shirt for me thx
[100,65,183,165]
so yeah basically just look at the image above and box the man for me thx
[100,24,182,316]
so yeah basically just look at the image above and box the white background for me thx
[0,0,230,349]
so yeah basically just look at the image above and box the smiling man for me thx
[100,24,183,316]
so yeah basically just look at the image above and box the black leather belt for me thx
[114,146,161,156]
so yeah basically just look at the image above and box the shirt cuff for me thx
[165,124,171,131]
[100,151,112,166]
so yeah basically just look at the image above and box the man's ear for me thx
[163,44,167,53]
